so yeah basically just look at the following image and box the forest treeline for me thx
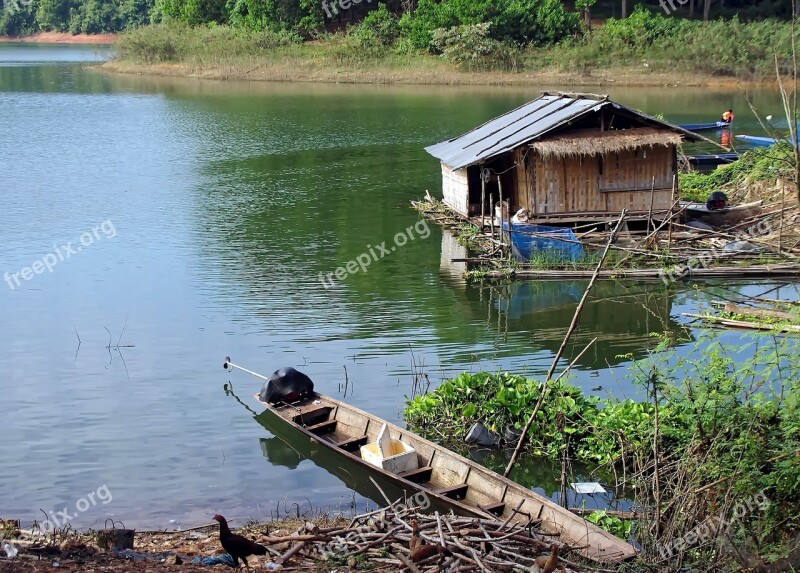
[0,0,795,39]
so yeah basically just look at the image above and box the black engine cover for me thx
[259,367,314,405]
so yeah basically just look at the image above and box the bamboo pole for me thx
[490,193,495,243]
[481,174,486,230]
[668,174,677,250]
[498,178,505,248]
[646,175,656,235]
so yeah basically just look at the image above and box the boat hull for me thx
[253,392,637,563]
[679,121,730,131]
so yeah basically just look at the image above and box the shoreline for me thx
[101,60,777,89]
[0,32,117,44]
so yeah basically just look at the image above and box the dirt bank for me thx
[102,60,775,88]
[0,32,117,44]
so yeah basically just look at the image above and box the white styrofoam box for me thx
[360,424,419,474]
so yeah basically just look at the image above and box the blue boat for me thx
[680,152,740,167]
[502,222,584,263]
[736,134,780,147]
[679,121,731,132]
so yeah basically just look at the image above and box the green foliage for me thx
[350,4,399,47]
[430,22,520,72]
[0,0,40,36]
[397,0,458,50]
[679,143,795,201]
[68,0,121,34]
[398,0,579,51]
[598,5,686,50]
[115,21,298,62]
[537,8,799,78]
[492,0,580,45]
[585,510,633,539]
[405,334,800,564]
[116,22,179,60]
[35,0,70,30]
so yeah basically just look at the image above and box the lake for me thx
[0,42,796,530]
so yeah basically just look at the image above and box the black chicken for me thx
[212,514,267,569]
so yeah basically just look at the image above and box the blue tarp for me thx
[503,223,584,263]
[191,553,236,566]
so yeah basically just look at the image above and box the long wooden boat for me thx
[679,121,731,131]
[253,391,637,563]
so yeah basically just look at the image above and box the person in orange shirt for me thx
[721,109,735,124]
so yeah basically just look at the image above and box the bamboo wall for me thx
[513,145,675,215]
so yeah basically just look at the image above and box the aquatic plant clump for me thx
[404,371,657,467]
[679,142,796,202]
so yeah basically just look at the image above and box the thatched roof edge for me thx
[531,128,682,158]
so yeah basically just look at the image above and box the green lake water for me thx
[1,42,797,528]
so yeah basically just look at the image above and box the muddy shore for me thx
[0,32,117,44]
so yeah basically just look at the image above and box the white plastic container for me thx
[360,423,418,474]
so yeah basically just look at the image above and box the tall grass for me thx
[534,11,796,78]
[115,23,301,64]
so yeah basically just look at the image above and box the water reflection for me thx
[439,230,692,369]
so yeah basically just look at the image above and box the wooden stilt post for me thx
[480,171,486,231]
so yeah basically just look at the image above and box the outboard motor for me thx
[706,191,728,211]
[259,367,314,405]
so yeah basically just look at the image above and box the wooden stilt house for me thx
[425,93,704,223]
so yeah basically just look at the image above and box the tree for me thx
[35,0,71,30]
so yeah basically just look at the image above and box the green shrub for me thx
[430,22,520,71]
[680,143,795,201]
[398,0,458,50]
[350,3,399,47]
[116,23,182,61]
[492,0,580,45]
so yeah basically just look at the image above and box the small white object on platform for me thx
[570,482,607,494]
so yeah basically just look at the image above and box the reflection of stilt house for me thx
[425,93,703,224]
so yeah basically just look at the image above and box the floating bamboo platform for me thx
[413,192,800,282]
[484,264,800,281]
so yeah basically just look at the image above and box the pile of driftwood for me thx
[270,500,582,573]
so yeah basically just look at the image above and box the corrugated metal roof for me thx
[425,94,704,170]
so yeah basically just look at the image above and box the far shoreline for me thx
[100,60,778,90]
[0,32,117,44]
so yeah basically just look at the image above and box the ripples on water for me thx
[0,44,797,528]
